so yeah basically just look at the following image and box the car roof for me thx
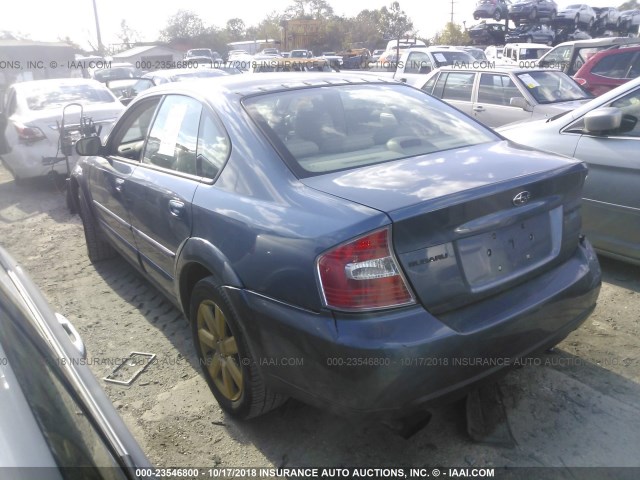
[433,66,564,75]
[143,67,226,78]
[504,43,551,49]
[11,77,108,93]
[549,37,640,49]
[134,72,399,99]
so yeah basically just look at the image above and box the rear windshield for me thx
[25,84,115,111]
[93,67,137,82]
[243,84,495,177]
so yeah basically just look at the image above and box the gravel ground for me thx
[0,166,639,476]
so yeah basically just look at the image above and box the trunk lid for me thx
[302,141,587,313]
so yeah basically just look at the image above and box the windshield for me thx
[26,83,116,110]
[516,71,592,104]
[432,51,475,66]
[243,84,495,177]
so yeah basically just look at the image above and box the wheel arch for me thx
[176,238,243,320]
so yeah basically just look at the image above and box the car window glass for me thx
[7,91,17,115]
[516,71,590,103]
[609,88,640,137]
[111,98,160,160]
[243,84,495,177]
[591,51,636,79]
[573,47,602,72]
[143,95,202,173]
[1,313,127,477]
[478,74,524,106]
[441,72,475,102]
[196,111,230,179]
[405,52,432,74]
[566,88,640,135]
[422,74,439,94]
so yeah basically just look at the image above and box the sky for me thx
[0,0,626,51]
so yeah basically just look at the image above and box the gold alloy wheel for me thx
[196,300,243,401]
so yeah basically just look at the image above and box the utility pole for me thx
[450,0,455,24]
[92,0,104,55]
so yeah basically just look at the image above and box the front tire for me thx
[493,10,502,21]
[190,277,286,419]
[78,189,115,263]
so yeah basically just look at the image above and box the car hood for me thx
[559,8,579,13]
[533,99,592,116]
[299,140,580,215]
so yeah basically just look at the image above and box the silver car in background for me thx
[0,245,151,475]
[420,66,592,128]
[498,76,640,266]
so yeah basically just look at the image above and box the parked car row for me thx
[472,0,640,34]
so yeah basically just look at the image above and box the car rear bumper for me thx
[227,239,601,418]
[2,145,76,179]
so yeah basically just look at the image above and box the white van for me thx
[501,43,552,67]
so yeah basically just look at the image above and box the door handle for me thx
[114,177,125,192]
[473,106,485,112]
[168,199,185,216]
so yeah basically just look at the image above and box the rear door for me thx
[571,86,640,261]
[431,71,476,116]
[125,94,203,293]
[473,72,531,127]
[88,97,161,265]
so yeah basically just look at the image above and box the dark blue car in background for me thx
[70,73,601,420]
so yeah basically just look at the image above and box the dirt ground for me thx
[0,165,639,476]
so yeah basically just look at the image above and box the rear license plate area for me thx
[457,211,555,289]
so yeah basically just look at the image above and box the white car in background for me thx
[393,47,476,86]
[0,78,124,181]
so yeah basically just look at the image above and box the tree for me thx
[116,20,139,50]
[432,23,470,46]
[285,0,334,20]
[226,18,246,40]
[160,10,206,43]
[380,1,414,51]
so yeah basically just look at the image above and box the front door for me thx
[89,97,161,265]
[125,95,202,293]
[574,86,640,261]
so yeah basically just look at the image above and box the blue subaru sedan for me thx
[70,73,601,420]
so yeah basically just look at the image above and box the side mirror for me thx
[583,107,622,134]
[510,97,532,111]
[75,136,102,156]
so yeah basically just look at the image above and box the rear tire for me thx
[78,189,115,263]
[190,277,287,419]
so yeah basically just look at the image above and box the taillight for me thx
[15,123,46,143]
[317,227,415,311]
